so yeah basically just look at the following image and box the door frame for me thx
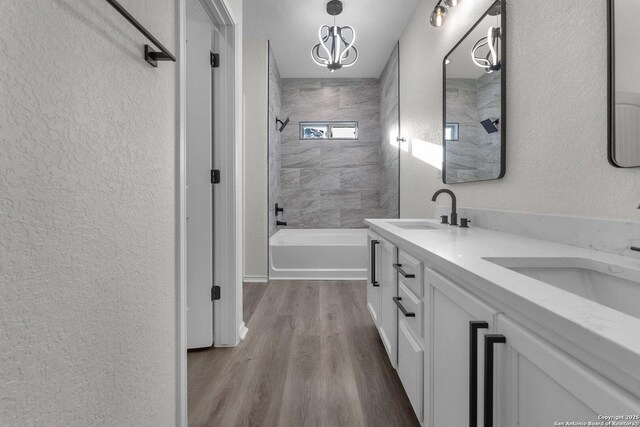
[177,0,243,424]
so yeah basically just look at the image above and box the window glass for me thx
[300,122,358,140]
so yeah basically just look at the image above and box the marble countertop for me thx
[365,218,640,386]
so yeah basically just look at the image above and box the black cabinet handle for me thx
[469,321,489,427]
[393,263,415,278]
[484,334,506,427]
[371,240,380,287]
[392,297,415,317]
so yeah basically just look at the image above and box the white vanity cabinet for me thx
[365,224,640,427]
[425,267,499,427]
[492,315,640,427]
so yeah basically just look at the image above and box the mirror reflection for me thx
[609,0,640,168]
[443,0,505,183]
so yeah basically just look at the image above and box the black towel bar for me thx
[105,0,176,67]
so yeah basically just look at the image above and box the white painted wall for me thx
[400,0,640,221]
[242,38,269,279]
[0,1,177,424]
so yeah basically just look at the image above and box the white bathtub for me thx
[269,229,368,280]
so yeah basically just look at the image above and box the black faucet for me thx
[276,220,287,226]
[432,189,457,226]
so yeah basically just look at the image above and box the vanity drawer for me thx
[395,250,423,297]
[396,282,423,340]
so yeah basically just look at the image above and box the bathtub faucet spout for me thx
[277,221,287,226]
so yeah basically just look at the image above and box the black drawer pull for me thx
[484,334,506,427]
[392,297,416,317]
[469,321,489,427]
[393,263,415,278]
[371,240,380,287]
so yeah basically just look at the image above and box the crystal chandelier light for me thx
[311,0,358,72]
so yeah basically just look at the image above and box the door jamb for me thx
[177,0,242,424]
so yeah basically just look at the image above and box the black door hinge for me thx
[210,52,220,68]
[211,169,221,184]
[211,285,221,301]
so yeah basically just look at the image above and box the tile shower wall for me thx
[445,71,501,182]
[379,45,400,218]
[279,78,382,228]
[476,71,501,180]
[445,78,479,182]
[268,46,282,237]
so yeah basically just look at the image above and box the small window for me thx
[300,122,358,140]
[445,123,459,141]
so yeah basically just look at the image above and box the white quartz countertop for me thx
[365,218,640,384]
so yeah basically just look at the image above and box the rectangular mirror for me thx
[608,0,640,168]
[443,0,506,184]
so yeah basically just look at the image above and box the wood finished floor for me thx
[187,280,420,427]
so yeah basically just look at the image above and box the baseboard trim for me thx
[239,322,249,340]
[243,276,268,283]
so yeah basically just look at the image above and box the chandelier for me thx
[311,0,358,72]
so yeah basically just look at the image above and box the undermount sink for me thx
[387,220,444,230]
[484,257,640,319]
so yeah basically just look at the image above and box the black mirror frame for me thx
[608,0,640,168]
[442,0,507,184]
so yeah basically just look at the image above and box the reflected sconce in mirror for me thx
[430,0,459,27]
[471,26,502,72]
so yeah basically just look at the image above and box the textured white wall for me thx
[242,38,268,279]
[400,0,640,221]
[1,1,177,424]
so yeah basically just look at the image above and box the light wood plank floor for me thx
[187,280,420,427]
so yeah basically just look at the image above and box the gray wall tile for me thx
[271,57,400,229]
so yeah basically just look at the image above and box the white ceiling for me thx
[244,0,420,78]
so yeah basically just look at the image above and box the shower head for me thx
[276,117,290,132]
[480,118,500,134]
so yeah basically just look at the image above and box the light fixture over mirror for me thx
[311,0,358,72]
[430,0,459,27]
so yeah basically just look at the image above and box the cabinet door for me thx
[378,238,397,367]
[398,320,424,422]
[494,315,640,427]
[426,268,498,427]
[367,235,382,326]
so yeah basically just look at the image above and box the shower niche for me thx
[443,0,506,184]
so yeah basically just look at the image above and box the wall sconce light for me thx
[430,0,459,27]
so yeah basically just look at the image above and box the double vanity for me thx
[365,216,640,426]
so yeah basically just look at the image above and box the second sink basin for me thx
[484,257,640,319]
[387,220,445,230]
